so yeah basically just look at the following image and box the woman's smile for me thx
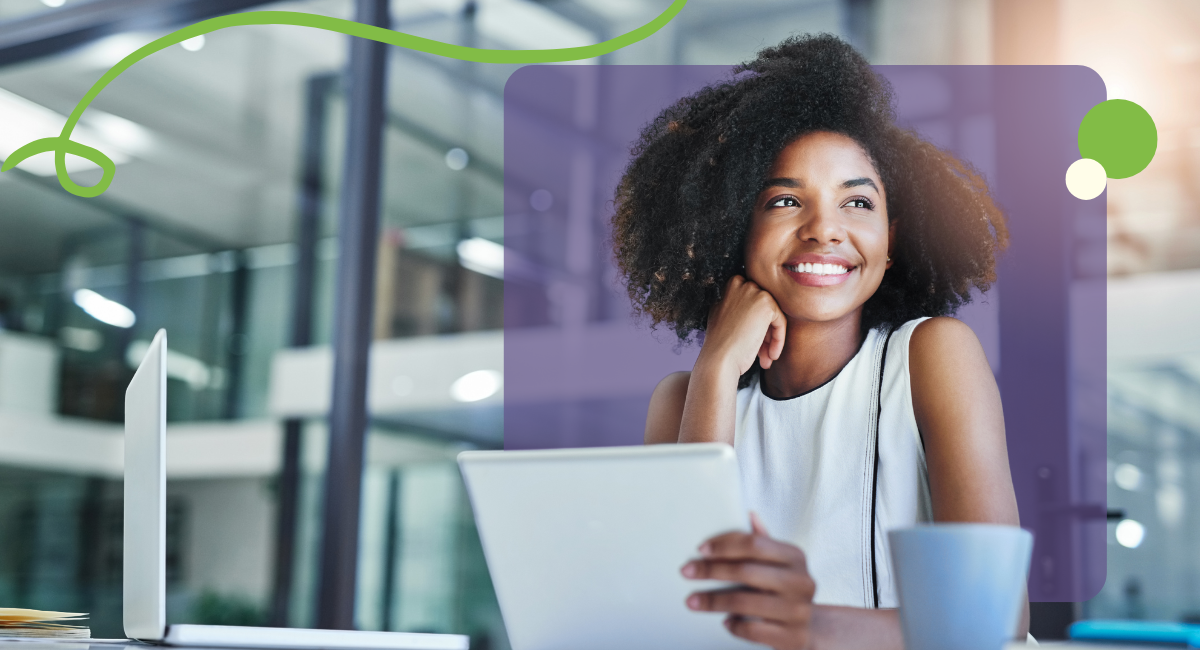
[782,253,856,286]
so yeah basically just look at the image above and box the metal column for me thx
[315,0,389,630]
[270,72,335,628]
[223,251,249,420]
[120,219,144,355]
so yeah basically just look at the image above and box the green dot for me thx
[1077,99,1157,180]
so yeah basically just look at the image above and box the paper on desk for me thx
[0,613,86,625]
[0,611,88,640]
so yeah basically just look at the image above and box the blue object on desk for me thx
[1069,620,1200,645]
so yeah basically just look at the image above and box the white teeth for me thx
[786,263,851,275]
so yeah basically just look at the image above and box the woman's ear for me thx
[886,220,896,269]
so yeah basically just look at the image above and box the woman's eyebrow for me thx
[842,177,879,191]
[761,177,802,190]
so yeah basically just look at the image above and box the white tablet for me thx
[458,443,757,650]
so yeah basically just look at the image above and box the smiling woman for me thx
[612,34,1020,650]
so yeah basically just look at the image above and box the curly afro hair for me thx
[611,33,1008,344]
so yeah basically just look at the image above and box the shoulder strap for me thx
[869,327,895,609]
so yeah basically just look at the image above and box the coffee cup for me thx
[889,524,1033,650]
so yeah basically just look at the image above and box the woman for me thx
[611,35,1024,650]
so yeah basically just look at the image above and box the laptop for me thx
[458,443,758,650]
[124,329,468,650]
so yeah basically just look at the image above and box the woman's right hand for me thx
[699,275,788,377]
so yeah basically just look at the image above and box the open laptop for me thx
[458,443,758,650]
[124,330,468,649]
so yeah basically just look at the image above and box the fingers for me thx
[758,338,774,370]
[682,559,814,597]
[767,304,787,361]
[749,511,769,536]
[687,588,809,624]
[699,530,808,567]
[726,615,809,650]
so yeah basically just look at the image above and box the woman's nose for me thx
[796,202,846,244]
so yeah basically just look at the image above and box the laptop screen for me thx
[124,329,167,641]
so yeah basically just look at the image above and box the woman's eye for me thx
[844,198,874,209]
[768,196,799,208]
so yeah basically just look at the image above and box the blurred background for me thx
[0,0,1195,645]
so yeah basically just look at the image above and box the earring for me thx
[886,256,892,262]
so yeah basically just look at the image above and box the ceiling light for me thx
[41,0,65,7]
[84,110,155,156]
[0,88,139,176]
[457,237,504,279]
[444,147,469,171]
[1115,519,1144,548]
[79,33,153,70]
[450,370,502,402]
[73,289,136,328]
[180,35,206,52]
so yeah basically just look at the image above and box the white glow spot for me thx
[450,370,502,402]
[84,110,155,156]
[1114,463,1142,491]
[1115,519,1145,548]
[73,289,135,328]
[457,237,504,279]
[444,147,469,171]
[1157,484,1185,528]
[530,189,553,212]
[181,35,206,52]
[41,0,65,6]
[1065,158,1107,200]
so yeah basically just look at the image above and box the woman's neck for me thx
[759,310,865,399]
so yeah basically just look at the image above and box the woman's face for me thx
[744,131,892,324]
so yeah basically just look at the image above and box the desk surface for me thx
[0,638,1163,650]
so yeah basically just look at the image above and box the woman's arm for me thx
[908,316,1027,636]
[645,371,691,444]
[644,275,787,444]
[686,317,1029,649]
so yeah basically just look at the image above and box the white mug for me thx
[889,524,1033,650]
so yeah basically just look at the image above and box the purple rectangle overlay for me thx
[503,65,1106,601]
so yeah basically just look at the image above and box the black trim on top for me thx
[756,331,872,402]
[869,328,894,609]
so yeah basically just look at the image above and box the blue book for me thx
[1069,620,1200,645]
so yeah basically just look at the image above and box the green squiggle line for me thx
[0,0,687,198]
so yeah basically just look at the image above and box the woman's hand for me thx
[657,276,786,444]
[682,513,816,650]
[701,275,788,376]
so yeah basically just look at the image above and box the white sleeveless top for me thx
[733,317,933,609]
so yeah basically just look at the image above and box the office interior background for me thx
[0,0,1196,644]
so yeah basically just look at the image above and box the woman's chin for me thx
[780,304,862,326]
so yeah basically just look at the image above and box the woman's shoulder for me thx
[908,316,983,358]
[905,316,992,391]
[651,371,692,403]
[645,371,691,444]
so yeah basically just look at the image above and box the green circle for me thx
[1077,99,1157,179]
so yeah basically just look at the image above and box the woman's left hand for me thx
[681,513,817,650]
